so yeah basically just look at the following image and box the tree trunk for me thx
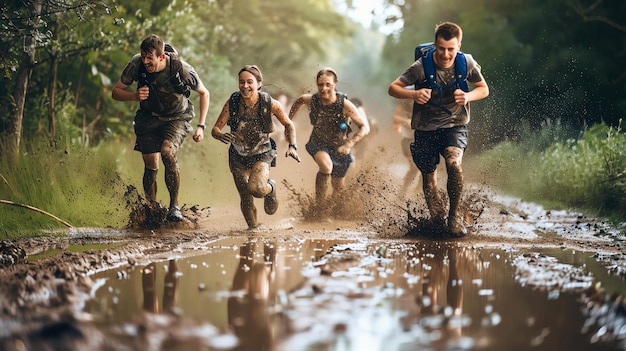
[48,56,58,137]
[9,46,35,155]
[7,0,42,155]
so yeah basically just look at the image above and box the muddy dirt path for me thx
[0,188,624,350]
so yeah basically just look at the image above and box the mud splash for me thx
[124,185,210,230]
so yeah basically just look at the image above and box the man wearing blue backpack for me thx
[388,22,489,237]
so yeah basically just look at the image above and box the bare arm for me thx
[388,78,433,105]
[112,80,148,102]
[288,94,312,121]
[339,100,370,154]
[192,83,210,142]
[211,101,235,144]
[271,99,300,162]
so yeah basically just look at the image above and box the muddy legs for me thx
[315,172,331,204]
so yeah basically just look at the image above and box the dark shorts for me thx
[133,110,192,154]
[410,125,468,174]
[228,139,277,172]
[305,141,354,178]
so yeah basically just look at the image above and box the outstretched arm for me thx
[288,94,312,121]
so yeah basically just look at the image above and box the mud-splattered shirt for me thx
[229,94,275,157]
[308,92,349,148]
[120,54,201,120]
[398,53,483,131]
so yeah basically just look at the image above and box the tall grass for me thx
[0,132,236,239]
[470,120,626,222]
[0,139,131,239]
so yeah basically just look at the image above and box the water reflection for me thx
[83,239,626,351]
[228,241,275,350]
[142,260,179,314]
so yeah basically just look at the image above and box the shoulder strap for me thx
[310,93,320,125]
[420,49,468,92]
[137,61,153,87]
[227,92,241,131]
[227,92,274,133]
[258,92,274,133]
[422,49,437,89]
[454,52,468,92]
[167,54,191,97]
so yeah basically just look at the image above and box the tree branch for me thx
[0,199,74,228]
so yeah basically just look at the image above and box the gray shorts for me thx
[410,125,468,174]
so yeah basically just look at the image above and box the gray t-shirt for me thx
[120,54,201,118]
[398,53,484,131]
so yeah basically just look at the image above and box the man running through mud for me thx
[388,22,489,237]
[112,34,210,222]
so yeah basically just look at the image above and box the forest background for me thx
[0,0,624,237]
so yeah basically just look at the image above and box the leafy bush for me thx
[471,120,626,222]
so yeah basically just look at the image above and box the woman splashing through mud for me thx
[289,68,370,211]
[211,65,301,229]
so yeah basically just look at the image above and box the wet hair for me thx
[435,22,463,42]
[316,67,338,83]
[238,65,263,87]
[140,34,164,56]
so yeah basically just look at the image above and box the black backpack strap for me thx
[167,53,191,97]
[227,92,241,132]
[258,92,274,133]
[310,93,320,125]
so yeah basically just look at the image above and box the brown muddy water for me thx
[81,236,626,351]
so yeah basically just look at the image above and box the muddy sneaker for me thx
[448,215,467,238]
[264,179,278,215]
[167,206,183,222]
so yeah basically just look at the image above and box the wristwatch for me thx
[289,144,298,150]
[197,124,206,129]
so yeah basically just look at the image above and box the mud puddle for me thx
[76,237,626,351]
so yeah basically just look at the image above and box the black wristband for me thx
[289,144,298,150]
[197,124,206,129]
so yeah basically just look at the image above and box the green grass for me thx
[469,120,626,223]
[0,133,234,239]
[0,140,131,239]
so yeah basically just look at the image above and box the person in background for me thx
[211,65,301,229]
[350,97,378,162]
[112,34,210,222]
[388,22,489,237]
[393,99,421,197]
[289,68,370,207]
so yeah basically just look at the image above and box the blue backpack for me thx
[414,42,468,115]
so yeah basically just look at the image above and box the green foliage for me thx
[470,121,626,221]
[0,139,131,239]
